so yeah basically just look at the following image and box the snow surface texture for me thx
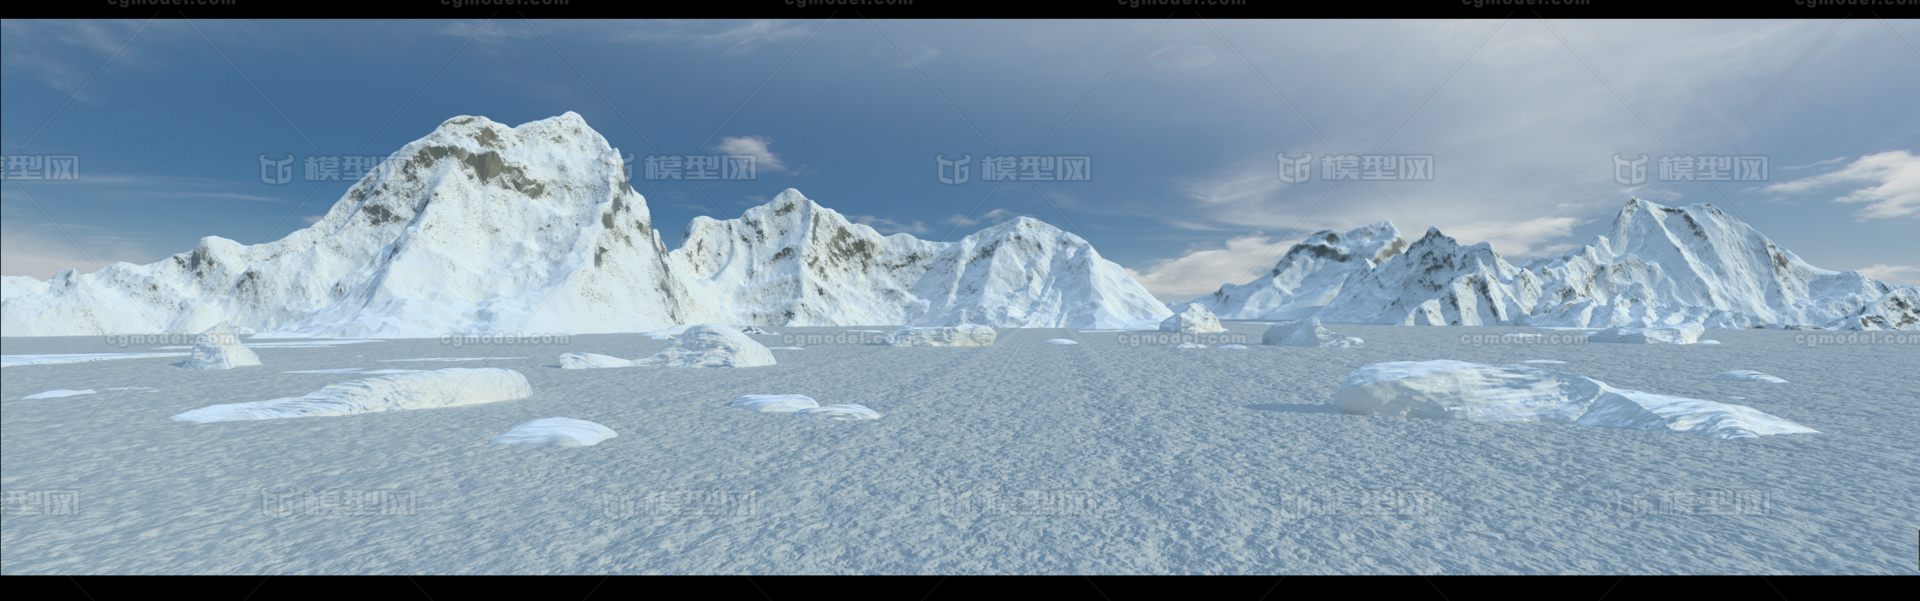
[885,325,996,347]
[3,325,1914,574]
[793,404,882,421]
[2,352,187,368]
[729,394,821,413]
[1717,370,1788,383]
[170,368,531,422]
[1332,360,1818,440]
[634,324,776,367]
[1262,318,1364,348]
[489,418,617,448]
[1196,221,1408,320]
[185,322,261,370]
[1586,325,1705,345]
[0,114,1170,338]
[22,389,96,400]
[1206,198,1916,330]
[556,353,635,369]
[1158,303,1227,334]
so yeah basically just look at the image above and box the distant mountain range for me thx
[3,113,1911,337]
[0,113,1170,337]
[1195,197,1916,331]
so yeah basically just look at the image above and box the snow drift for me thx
[490,417,617,447]
[1331,360,1818,440]
[1261,318,1364,347]
[186,322,262,370]
[635,323,776,367]
[171,367,532,422]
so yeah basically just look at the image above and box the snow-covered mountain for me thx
[1314,227,1544,326]
[0,113,1170,337]
[1197,198,1916,330]
[1194,221,1407,320]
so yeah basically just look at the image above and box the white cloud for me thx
[1124,233,1305,303]
[1762,150,1920,220]
[0,219,154,280]
[621,20,810,54]
[942,207,1028,227]
[712,136,787,173]
[1433,216,1584,257]
[1856,263,1920,286]
[847,215,928,235]
[302,215,324,224]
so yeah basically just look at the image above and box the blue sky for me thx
[4,18,1917,302]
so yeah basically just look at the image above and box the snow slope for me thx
[2,114,1171,337]
[1195,221,1407,320]
[1243,198,1915,330]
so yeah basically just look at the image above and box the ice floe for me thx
[22,389,98,400]
[1716,370,1787,383]
[885,325,996,347]
[1331,360,1817,440]
[1159,303,1227,334]
[794,404,882,420]
[1586,325,1705,344]
[490,417,617,447]
[1262,318,1364,348]
[171,368,532,422]
[556,353,635,369]
[635,323,776,367]
[1044,339,1079,345]
[729,394,821,413]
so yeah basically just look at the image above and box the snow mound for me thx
[185,322,262,370]
[1587,325,1704,344]
[739,326,776,335]
[886,324,995,347]
[557,352,635,369]
[171,368,532,422]
[1697,340,1722,345]
[1176,342,1207,349]
[729,394,820,413]
[1520,360,1566,364]
[490,417,617,447]
[1219,344,1248,349]
[23,389,97,400]
[1194,221,1408,320]
[635,324,776,367]
[1332,360,1818,440]
[1044,339,1079,345]
[1159,303,1227,334]
[1262,318,1364,347]
[794,404,882,420]
[1716,370,1787,383]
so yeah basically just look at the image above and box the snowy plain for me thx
[2,322,1915,574]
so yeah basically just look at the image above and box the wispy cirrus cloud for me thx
[1762,150,1919,221]
[1124,233,1306,303]
[620,20,811,54]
